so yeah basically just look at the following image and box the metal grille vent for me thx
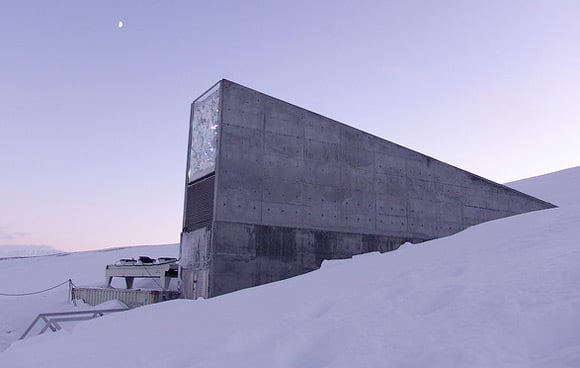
[184,174,215,231]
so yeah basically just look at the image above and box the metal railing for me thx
[19,308,129,340]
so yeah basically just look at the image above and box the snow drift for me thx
[1,167,579,367]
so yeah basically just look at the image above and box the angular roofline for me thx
[195,79,556,209]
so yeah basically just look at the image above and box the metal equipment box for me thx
[71,287,180,308]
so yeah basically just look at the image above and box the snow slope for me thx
[1,167,579,367]
[0,244,61,258]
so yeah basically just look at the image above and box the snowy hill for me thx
[1,167,579,367]
[0,244,61,259]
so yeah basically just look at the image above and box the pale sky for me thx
[1,1,579,252]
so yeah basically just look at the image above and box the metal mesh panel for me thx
[184,174,215,231]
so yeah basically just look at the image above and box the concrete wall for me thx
[180,227,211,299]
[194,80,554,297]
[211,221,408,295]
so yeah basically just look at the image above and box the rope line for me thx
[0,279,72,297]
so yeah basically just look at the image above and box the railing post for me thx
[19,308,129,340]
[18,314,42,340]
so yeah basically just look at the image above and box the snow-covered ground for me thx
[1,167,579,367]
[0,244,179,352]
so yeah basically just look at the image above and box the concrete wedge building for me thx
[179,79,555,299]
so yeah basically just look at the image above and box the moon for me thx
[118,20,124,28]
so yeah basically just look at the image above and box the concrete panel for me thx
[341,125,376,150]
[342,190,375,211]
[215,188,262,223]
[430,160,471,186]
[305,115,341,144]
[180,228,211,299]
[407,198,439,217]
[371,139,410,158]
[180,228,211,270]
[219,149,263,177]
[375,173,407,197]
[305,138,340,162]
[340,211,375,232]
[220,123,264,153]
[438,202,463,223]
[406,178,436,199]
[304,203,341,229]
[217,150,262,201]
[335,234,364,257]
[221,82,264,131]
[408,217,437,238]
[212,221,256,257]
[293,230,318,271]
[263,154,304,182]
[376,193,407,217]
[213,254,257,274]
[255,225,297,261]
[406,156,436,181]
[340,145,375,171]
[262,178,304,205]
[303,183,344,205]
[262,202,304,227]
[264,100,305,138]
[461,186,487,208]
[304,160,341,186]
[433,182,462,203]
[212,262,258,296]
[217,173,262,201]
[341,165,375,192]
[463,205,505,223]
[265,131,304,160]
[436,221,466,237]
[375,152,406,176]
[367,235,408,252]
[376,214,408,234]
